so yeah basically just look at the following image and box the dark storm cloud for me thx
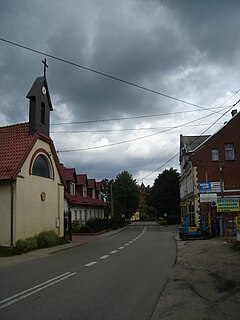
[1,0,240,184]
[161,0,240,63]
[46,0,192,120]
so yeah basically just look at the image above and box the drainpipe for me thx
[10,180,14,247]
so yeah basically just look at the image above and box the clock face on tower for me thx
[41,86,47,95]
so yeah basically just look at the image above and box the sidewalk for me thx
[152,226,240,320]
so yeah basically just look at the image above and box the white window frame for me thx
[70,182,75,196]
[225,143,235,160]
[83,186,87,198]
[211,149,219,161]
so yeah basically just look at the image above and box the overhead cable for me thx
[0,37,223,113]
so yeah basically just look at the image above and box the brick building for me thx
[179,110,240,236]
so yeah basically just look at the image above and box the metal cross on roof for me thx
[42,58,48,77]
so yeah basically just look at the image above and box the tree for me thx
[101,178,114,202]
[101,178,114,217]
[113,171,139,219]
[147,168,180,223]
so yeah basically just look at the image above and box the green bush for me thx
[72,221,81,232]
[139,212,147,221]
[79,225,94,233]
[0,246,21,256]
[25,236,38,250]
[109,216,125,229]
[86,218,105,232]
[58,237,68,245]
[16,236,38,253]
[1,231,67,256]
[15,239,29,253]
[37,230,59,248]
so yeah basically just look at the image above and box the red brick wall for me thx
[190,113,240,191]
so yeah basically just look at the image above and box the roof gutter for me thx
[10,179,14,247]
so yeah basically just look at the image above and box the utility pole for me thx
[110,183,114,217]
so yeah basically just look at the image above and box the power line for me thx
[50,121,225,134]
[135,89,240,182]
[0,37,223,113]
[137,99,240,182]
[51,106,230,126]
[57,112,216,153]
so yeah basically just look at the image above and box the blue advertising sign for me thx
[197,182,211,192]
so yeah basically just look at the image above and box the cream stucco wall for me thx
[14,139,64,243]
[0,138,64,246]
[0,182,13,246]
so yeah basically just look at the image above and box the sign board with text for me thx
[200,193,217,203]
[198,182,222,193]
[217,198,239,212]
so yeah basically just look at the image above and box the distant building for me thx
[179,110,240,235]
[60,164,106,225]
[139,183,148,210]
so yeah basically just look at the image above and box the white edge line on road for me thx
[0,272,77,310]
[0,272,71,305]
[99,255,109,260]
[84,261,97,267]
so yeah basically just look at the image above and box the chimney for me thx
[231,109,237,117]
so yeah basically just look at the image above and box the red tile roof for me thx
[61,167,106,208]
[0,123,37,180]
[96,182,102,191]
[77,174,88,186]
[88,178,96,189]
[60,164,77,182]
[0,122,65,186]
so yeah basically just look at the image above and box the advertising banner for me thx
[217,198,240,212]
[200,193,217,203]
[198,182,222,193]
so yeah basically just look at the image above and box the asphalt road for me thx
[0,222,176,320]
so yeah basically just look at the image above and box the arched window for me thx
[32,154,52,178]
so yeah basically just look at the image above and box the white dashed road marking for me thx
[100,255,109,260]
[84,261,97,267]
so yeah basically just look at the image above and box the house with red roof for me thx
[0,75,65,246]
[60,164,106,225]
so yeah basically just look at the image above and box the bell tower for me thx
[26,59,53,136]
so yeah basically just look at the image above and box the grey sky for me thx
[1,0,240,185]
